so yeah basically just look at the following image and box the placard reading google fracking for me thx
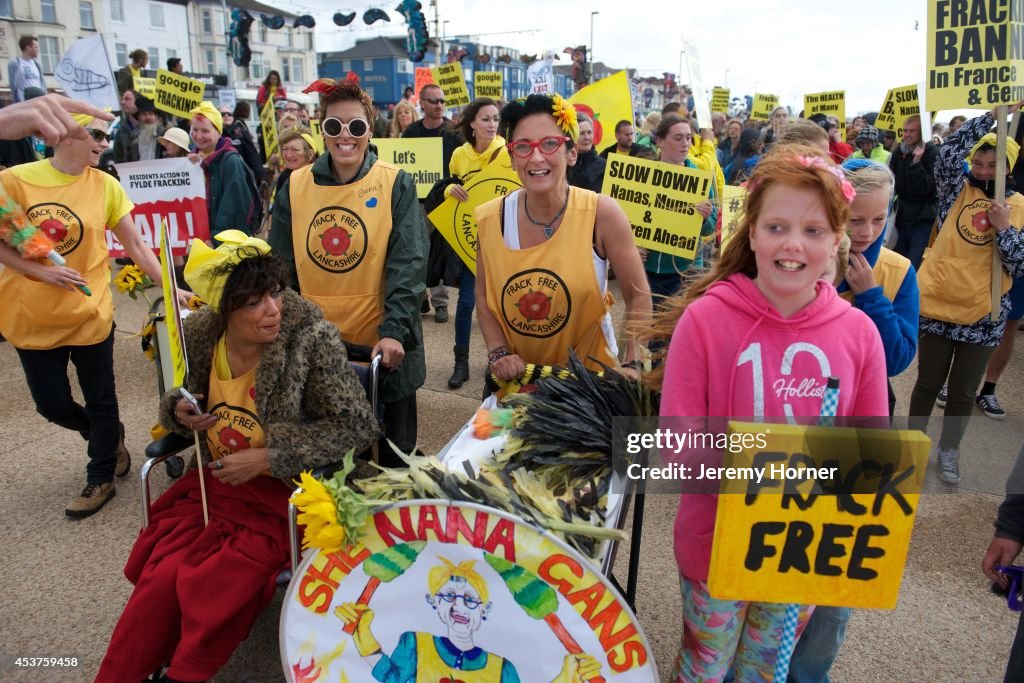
[474,71,503,99]
[154,69,206,119]
[804,90,846,142]
[373,138,443,199]
[601,153,713,260]
[708,422,929,610]
[927,0,1024,111]
[431,62,471,107]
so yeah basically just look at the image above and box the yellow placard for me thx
[600,153,713,260]
[307,119,324,155]
[720,185,747,250]
[927,1,1024,111]
[373,138,443,199]
[133,75,156,99]
[260,97,279,160]
[474,70,503,100]
[875,85,921,143]
[804,90,846,142]
[750,93,779,121]
[711,88,731,114]
[431,62,471,107]
[159,220,187,387]
[413,66,435,104]
[153,69,205,119]
[708,422,929,610]
[427,157,521,274]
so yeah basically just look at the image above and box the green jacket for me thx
[269,150,427,403]
[202,138,257,237]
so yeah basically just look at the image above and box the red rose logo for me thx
[972,211,991,233]
[249,386,256,400]
[40,218,68,243]
[218,426,250,452]
[320,225,351,256]
[517,290,552,321]
[574,103,603,146]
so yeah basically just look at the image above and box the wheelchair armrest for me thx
[144,431,193,459]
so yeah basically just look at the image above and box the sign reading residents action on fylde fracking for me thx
[927,0,1024,111]
[708,422,929,609]
[750,93,779,121]
[711,87,731,114]
[804,90,847,142]
[474,70,503,99]
[154,69,206,119]
[431,62,471,107]
[372,138,443,199]
[875,85,921,143]
[601,153,714,260]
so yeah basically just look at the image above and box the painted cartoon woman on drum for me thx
[336,557,601,682]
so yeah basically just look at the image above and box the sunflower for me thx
[550,93,579,141]
[113,264,153,300]
[291,471,347,553]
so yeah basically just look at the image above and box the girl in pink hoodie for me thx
[650,147,889,682]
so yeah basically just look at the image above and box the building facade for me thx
[103,0,190,74]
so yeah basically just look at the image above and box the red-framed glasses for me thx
[507,135,570,158]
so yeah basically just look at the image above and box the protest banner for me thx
[750,93,779,121]
[158,220,188,388]
[927,0,1024,111]
[526,55,555,94]
[804,90,846,142]
[110,158,209,258]
[373,138,443,199]
[413,66,434,104]
[54,35,119,110]
[682,39,711,130]
[719,185,747,250]
[217,88,236,113]
[431,62,471,107]
[260,96,279,160]
[875,85,921,142]
[428,159,521,274]
[474,70,503,99]
[601,153,714,260]
[708,422,929,609]
[281,500,659,682]
[133,75,156,99]
[711,87,731,114]
[154,69,205,119]
[570,71,635,150]
[307,119,324,155]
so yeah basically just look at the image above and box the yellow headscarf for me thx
[183,230,271,310]
[428,557,489,603]
[72,113,96,127]
[300,132,320,155]
[188,101,223,133]
[969,132,1020,171]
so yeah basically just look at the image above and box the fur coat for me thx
[159,290,380,483]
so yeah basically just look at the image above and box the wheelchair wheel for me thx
[165,455,184,478]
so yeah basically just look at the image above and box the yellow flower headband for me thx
[428,557,489,603]
[551,93,579,142]
[183,230,271,310]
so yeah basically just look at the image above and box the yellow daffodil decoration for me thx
[551,93,579,141]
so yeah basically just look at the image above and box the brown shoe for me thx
[65,482,116,518]
[115,422,131,477]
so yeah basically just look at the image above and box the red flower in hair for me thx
[302,72,361,96]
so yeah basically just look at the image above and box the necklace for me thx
[523,187,570,239]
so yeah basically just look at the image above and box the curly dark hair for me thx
[499,94,575,149]
[456,97,499,143]
[209,251,289,326]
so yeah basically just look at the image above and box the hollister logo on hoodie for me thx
[27,203,84,256]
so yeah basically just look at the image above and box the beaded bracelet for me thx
[487,346,510,366]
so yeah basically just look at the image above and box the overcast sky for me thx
[275,0,974,119]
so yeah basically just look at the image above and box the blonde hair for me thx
[828,233,851,285]
[389,101,419,137]
[779,119,829,149]
[279,127,317,162]
[842,159,894,196]
[428,557,489,602]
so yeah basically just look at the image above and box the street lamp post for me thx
[589,11,598,82]
[725,69,731,88]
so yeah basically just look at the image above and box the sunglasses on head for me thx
[423,97,445,105]
[321,116,369,138]
[507,135,570,158]
[85,128,112,143]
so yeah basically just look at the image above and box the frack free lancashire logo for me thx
[207,400,261,459]
[500,268,571,339]
[305,206,368,274]
[955,198,996,247]
[27,202,84,256]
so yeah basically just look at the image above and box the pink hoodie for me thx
[660,273,889,581]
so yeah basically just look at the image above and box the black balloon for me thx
[333,11,356,26]
[363,8,391,24]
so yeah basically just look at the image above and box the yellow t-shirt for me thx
[8,160,134,226]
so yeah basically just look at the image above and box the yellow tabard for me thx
[477,186,616,370]
[0,169,114,349]
[918,186,1024,325]
[205,353,267,469]
[839,247,911,304]
[414,632,504,682]
[288,162,398,345]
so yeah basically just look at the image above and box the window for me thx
[306,33,313,50]
[363,59,373,72]
[214,10,225,35]
[38,36,59,73]
[216,51,227,75]
[115,42,127,67]
[281,58,290,83]
[291,57,304,84]
[80,1,94,29]
[0,0,12,18]
[166,48,176,60]
[286,28,293,48]
[202,10,211,34]
[341,60,350,72]
[205,49,215,74]
[149,3,165,28]
[41,0,56,23]
[148,48,159,66]
[397,60,412,75]
[110,0,123,22]
[259,24,267,43]
[250,52,264,79]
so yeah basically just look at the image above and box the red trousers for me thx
[96,470,292,682]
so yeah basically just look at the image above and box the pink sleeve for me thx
[660,309,709,419]
[852,322,890,419]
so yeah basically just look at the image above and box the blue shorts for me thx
[1010,275,1024,321]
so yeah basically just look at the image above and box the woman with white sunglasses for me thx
[269,76,427,465]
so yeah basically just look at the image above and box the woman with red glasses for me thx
[475,94,650,388]
[269,76,427,464]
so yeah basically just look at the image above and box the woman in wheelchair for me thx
[96,233,379,683]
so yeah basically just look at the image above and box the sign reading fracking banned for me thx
[804,90,846,143]
[750,93,779,121]
[927,0,1024,111]
[875,85,921,142]
[431,62,471,107]
[601,153,714,260]
[711,88,731,114]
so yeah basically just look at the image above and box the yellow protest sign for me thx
[875,85,921,143]
[159,220,188,387]
[413,66,434,105]
[804,90,846,142]
[373,138,443,199]
[153,69,205,119]
[474,70,503,99]
[260,97,279,160]
[927,1,1024,111]
[708,421,929,609]
[711,88,731,114]
[307,119,324,155]
[720,185,747,250]
[133,75,155,99]
[601,153,713,260]
[750,93,779,121]
[431,62,471,107]
[427,155,520,274]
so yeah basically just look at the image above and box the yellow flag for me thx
[160,220,188,387]
[569,71,634,152]
[260,97,279,160]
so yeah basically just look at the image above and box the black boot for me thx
[448,345,470,389]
